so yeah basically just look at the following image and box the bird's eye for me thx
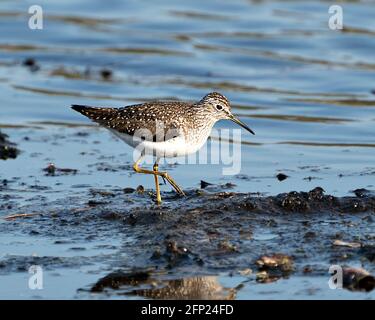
[216,104,223,111]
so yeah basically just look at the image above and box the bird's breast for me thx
[108,122,214,158]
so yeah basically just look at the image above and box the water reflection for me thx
[132,276,235,300]
[91,271,236,299]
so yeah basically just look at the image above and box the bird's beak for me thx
[229,114,255,135]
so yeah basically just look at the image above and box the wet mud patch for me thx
[1,185,374,298]
[43,163,78,176]
[0,130,19,160]
[0,126,374,298]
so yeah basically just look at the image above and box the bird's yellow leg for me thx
[133,156,185,196]
[153,162,162,204]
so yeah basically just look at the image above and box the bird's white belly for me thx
[109,129,208,158]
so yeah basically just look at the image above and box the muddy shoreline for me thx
[0,128,374,298]
[1,185,374,298]
[0,126,374,298]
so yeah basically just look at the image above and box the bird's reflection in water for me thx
[131,276,236,300]
[91,271,236,299]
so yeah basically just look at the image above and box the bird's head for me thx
[198,92,255,135]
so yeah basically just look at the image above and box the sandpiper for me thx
[71,92,254,204]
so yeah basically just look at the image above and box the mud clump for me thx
[276,173,288,181]
[228,187,375,214]
[342,267,375,292]
[164,240,196,268]
[43,163,78,176]
[352,188,375,198]
[123,187,135,194]
[0,131,19,160]
[22,57,40,72]
[200,180,214,189]
[277,187,329,212]
[100,68,113,80]
[255,254,294,283]
[23,58,36,67]
[279,191,309,212]
[256,254,294,272]
[265,187,373,214]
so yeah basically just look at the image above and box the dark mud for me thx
[0,131,19,160]
[0,124,374,298]
[1,185,374,298]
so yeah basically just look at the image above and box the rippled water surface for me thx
[0,0,374,299]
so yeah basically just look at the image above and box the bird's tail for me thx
[71,105,116,122]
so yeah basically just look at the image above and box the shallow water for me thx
[0,0,374,299]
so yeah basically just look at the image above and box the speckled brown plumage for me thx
[71,92,231,143]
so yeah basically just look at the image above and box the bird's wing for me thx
[71,102,187,142]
